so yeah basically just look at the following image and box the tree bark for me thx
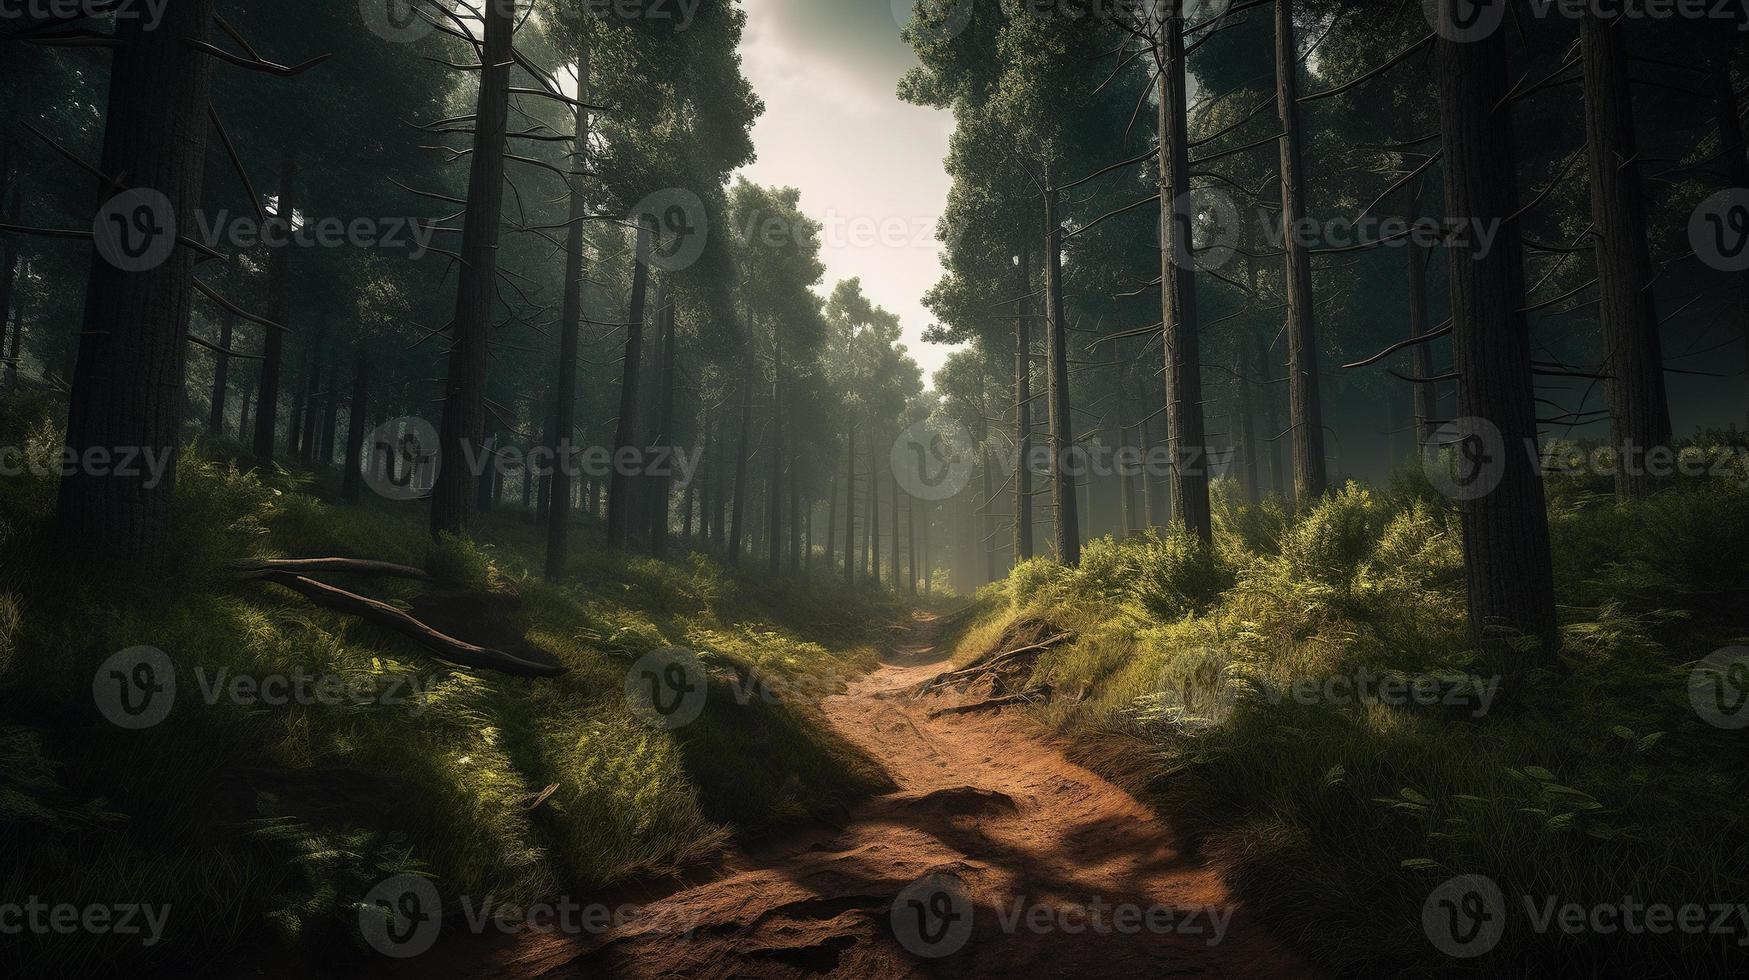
[870,438,882,587]
[1407,241,1438,458]
[57,0,216,567]
[1043,190,1081,564]
[844,423,857,584]
[1255,325,1286,498]
[208,250,238,433]
[766,317,784,576]
[0,149,19,389]
[319,348,340,466]
[607,218,652,549]
[1275,0,1327,507]
[342,353,370,502]
[430,0,512,538]
[1582,13,1671,498]
[890,468,901,587]
[547,48,589,577]
[1013,245,1034,564]
[1160,7,1212,544]
[1436,17,1561,655]
[1235,335,1260,505]
[1712,58,1749,425]
[651,287,677,558]
[252,146,297,459]
[728,344,753,565]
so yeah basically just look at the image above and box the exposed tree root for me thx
[928,685,1052,718]
[226,557,435,582]
[250,571,565,678]
[916,632,1075,694]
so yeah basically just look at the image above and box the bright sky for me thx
[734,0,959,386]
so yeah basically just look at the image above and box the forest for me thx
[1,0,1748,976]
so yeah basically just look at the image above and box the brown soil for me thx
[378,610,1312,979]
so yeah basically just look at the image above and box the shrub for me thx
[1364,500,1463,595]
[1008,556,1070,609]
[1130,527,1234,621]
[1280,482,1390,592]
[1210,479,1287,562]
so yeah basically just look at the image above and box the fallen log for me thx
[227,557,435,582]
[252,571,565,678]
[928,685,1052,719]
[918,632,1075,693]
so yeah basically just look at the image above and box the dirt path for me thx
[400,611,1310,979]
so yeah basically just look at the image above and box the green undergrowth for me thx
[956,463,1749,977]
[0,393,899,978]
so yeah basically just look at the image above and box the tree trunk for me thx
[1436,17,1560,655]
[0,152,19,389]
[1013,245,1034,564]
[1275,0,1327,507]
[607,218,652,548]
[767,318,784,577]
[208,250,238,433]
[1114,391,1137,533]
[870,440,882,587]
[342,353,370,502]
[430,0,512,538]
[1255,325,1286,498]
[922,500,932,595]
[788,446,801,575]
[651,288,677,558]
[1043,190,1081,564]
[728,347,753,565]
[56,0,216,567]
[1582,14,1672,498]
[319,348,340,466]
[825,466,839,571]
[536,390,553,523]
[1407,241,1438,458]
[906,491,917,594]
[252,145,297,459]
[546,51,589,577]
[237,364,255,445]
[844,424,857,584]
[890,468,901,587]
[1712,58,1749,425]
[1235,335,1260,505]
[1160,10,1212,544]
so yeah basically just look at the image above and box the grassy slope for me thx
[0,391,901,978]
[953,459,1749,978]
